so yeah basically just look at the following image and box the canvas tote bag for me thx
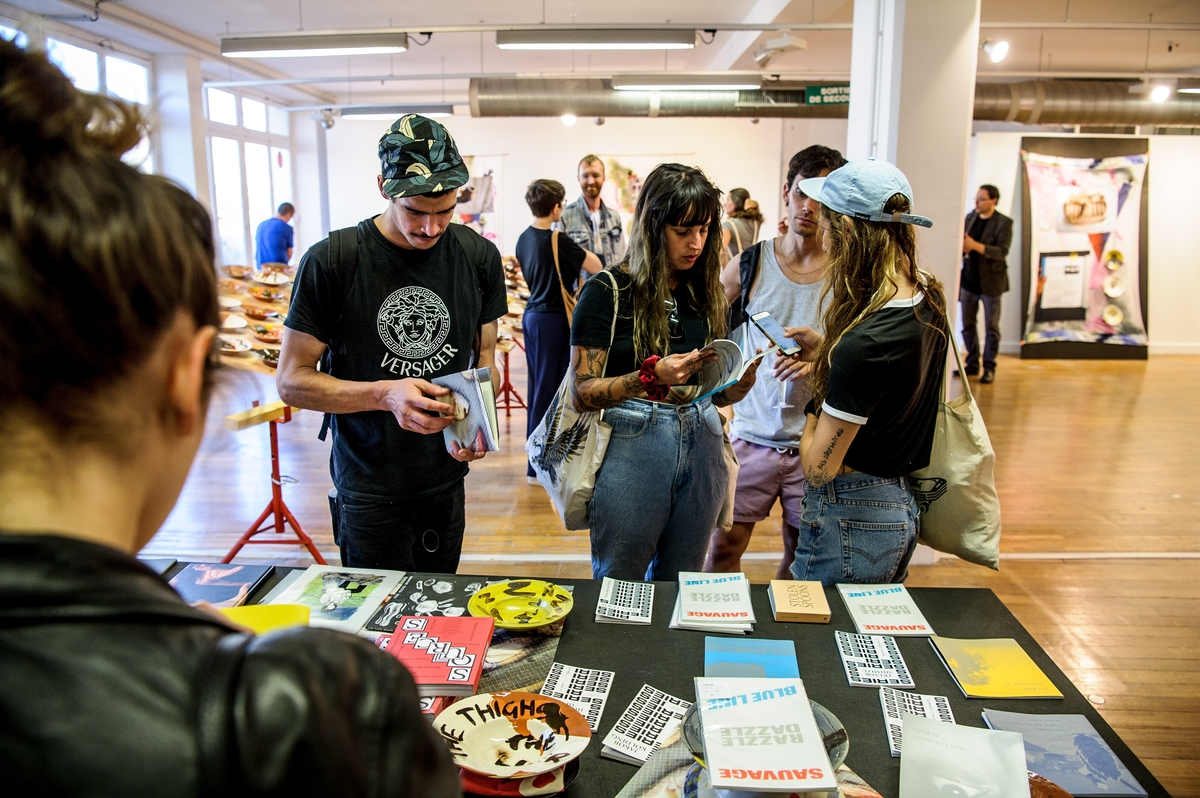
[909,331,1002,569]
[526,270,619,530]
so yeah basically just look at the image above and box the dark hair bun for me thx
[0,38,144,156]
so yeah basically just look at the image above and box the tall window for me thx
[205,88,293,266]
[35,33,154,173]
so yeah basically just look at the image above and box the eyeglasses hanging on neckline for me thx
[664,298,683,341]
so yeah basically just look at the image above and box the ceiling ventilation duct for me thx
[471,78,1200,125]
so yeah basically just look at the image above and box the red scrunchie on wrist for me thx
[638,355,669,401]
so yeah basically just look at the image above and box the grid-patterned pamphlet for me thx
[835,630,915,688]
[601,683,691,765]
[595,577,655,625]
[540,662,615,731]
[879,687,956,757]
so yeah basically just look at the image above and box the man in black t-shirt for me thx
[278,115,508,572]
[960,184,1013,384]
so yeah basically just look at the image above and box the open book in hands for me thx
[690,339,779,402]
[430,367,499,454]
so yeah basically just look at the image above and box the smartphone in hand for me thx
[749,311,801,356]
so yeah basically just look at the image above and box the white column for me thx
[846,0,905,162]
[153,54,211,209]
[847,0,980,311]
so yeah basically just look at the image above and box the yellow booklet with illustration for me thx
[930,636,1063,699]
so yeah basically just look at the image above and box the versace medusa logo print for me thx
[377,286,451,359]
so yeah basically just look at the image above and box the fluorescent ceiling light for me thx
[613,74,761,92]
[221,32,408,58]
[340,104,454,119]
[496,29,694,50]
[1177,79,1200,94]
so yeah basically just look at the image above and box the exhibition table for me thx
[231,571,1166,798]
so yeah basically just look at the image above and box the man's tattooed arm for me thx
[569,346,646,412]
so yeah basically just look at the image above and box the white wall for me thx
[967,132,1200,356]
[320,115,848,258]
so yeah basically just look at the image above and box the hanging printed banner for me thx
[1021,151,1148,347]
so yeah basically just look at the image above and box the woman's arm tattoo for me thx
[807,425,845,487]
[570,347,644,411]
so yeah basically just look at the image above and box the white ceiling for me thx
[4,0,1200,107]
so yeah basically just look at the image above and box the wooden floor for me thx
[144,354,1200,796]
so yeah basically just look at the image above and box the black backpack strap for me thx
[195,633,253,795]
[317,226,360,442]
[728,240,765,330]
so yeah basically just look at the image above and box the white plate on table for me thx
[217,334,252,354]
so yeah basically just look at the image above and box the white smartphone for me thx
[750,311,802,356]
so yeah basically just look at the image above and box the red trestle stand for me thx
[495,337,527,418]
[221,401,326,564]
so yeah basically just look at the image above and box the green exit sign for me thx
[805,85,850,105]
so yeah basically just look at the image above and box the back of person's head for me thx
[786,145,848,188]
[727,188,764,223]
[0,40,218,461]
[277,202,295,216]
[524,179,566,217]
[624,163,727,358]
[810,194,946,406]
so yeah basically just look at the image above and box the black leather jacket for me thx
[0,533,462,797]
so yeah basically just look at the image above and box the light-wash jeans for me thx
[589,398,728,581]
[789,471,920,586]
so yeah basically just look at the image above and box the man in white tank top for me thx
[705,145,847,578]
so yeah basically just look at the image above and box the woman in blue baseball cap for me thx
[782,159,949,585]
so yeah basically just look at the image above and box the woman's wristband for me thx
[638,356,669,401]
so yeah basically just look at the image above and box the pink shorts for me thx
[731,437,807,527]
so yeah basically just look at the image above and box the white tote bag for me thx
[909,333,1002,569]
[526,272,619,530]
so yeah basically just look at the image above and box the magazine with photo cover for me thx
[431,367,499,454]
[168,563,274,609]
[266,565,405,634]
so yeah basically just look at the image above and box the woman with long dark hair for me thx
[783,159,949,585]
[0,40,456,795]
[568,164,759,580]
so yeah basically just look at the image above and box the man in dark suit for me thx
[961,184,1013,384]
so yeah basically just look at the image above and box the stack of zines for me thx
[594,577,655,625]
[670,571,755,635]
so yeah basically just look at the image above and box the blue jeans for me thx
[789,471,919,586]
[960,287,1002,371]
[589,399,728,581]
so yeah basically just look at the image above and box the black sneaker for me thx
[955,365,980,378]
[981,368,996,384]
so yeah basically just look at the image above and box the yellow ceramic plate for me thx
[468,579,573,629]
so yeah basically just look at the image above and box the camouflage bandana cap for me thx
[379,114,471,198]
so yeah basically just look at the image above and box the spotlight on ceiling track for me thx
[561,114,578,126]
[497,28,695,50]
[980,39,1009,64]
[752,32,806,69]
[1151,84,1171,103]
[220,32,408,58]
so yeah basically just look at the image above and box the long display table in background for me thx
[231,570,1166,798]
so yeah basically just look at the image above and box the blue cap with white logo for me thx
[796,158,933,228]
